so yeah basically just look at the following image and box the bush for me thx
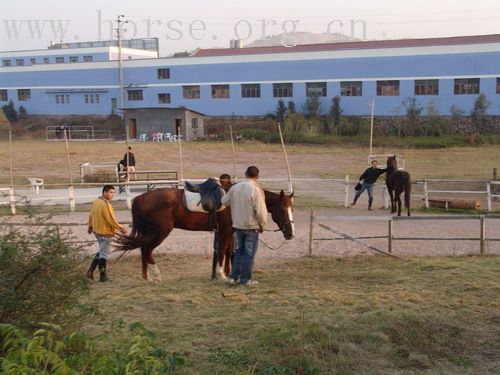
[0,321,185,374]
[239,128,279,143]
[0,217,92,331]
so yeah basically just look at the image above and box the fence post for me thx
[383,185,389,209]
[424,178,429,208]
[486,182,492,212]
[68,185,75,212]
[479,215,485,255]
[388,217,393,253]
[9,188,16,215]
[126,183,132,209]
[308,209,315,256]
[344,175,349,207]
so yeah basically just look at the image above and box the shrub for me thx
[0,217,92,331]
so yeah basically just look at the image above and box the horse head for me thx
[265,190,295,240]
[387,155,398,170]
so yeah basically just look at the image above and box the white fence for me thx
[46,126,112,141]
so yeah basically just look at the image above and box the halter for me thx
[266,199,294,234]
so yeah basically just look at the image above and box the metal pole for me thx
[277,122,293,192]
[344,175,349,207]
[63,129,75,211]
[486,182,492,212]
[424,178,429,209]
[178,125,184,186]
[479,215,485,255]
[369,99,375,162]
[9,130,14,189]
[388,218,393,253]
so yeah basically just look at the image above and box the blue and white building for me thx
[1,34,500,138]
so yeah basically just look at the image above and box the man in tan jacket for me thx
[86,185,127,282]
[221,166,267,285]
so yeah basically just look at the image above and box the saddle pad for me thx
[184,189,226,213]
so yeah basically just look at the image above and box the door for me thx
[128,118,137,139]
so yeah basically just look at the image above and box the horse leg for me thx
[141,225,173,283]
[211,232,219,280]
[222,232,234,279]
[395,188,403,216]
[388,187,396,213]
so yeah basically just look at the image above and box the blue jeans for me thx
[230,229,259,284]
[354,182,374,205]
[95,234,113,259]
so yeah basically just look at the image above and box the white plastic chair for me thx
[152,132,164,142]
[169,134,177,142]
[138,133,148,141]
[28,178,44,194]
[164,132,172,142]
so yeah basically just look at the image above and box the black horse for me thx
[386,156,411,216]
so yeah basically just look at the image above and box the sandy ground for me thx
[5,205,498,263]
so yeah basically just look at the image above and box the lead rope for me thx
[259,237,288,251]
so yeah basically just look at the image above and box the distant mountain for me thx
[245,31,361,48]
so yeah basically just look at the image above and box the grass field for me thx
[84,254,500,374]
[1,140,500,185]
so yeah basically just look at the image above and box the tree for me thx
[471,93,490,133]
[402,97,423,136]
[18,105,28,119]
[287,100,296,114]
[275,99,287,122]
[302,94,322,119]
[2,100,18,122]
[329,95,342,126]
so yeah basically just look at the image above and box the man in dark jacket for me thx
[351,160,386,210]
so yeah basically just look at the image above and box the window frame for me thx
[376,80,400,96]
[306,82,327,97]
[241,84,261,98]
[414,79,439,96]
[454,78,480,95]
[340,81,363,96]
[158,93,171,104]
[17,89,31,101]
[273,83,293,98]
[127,90,144,101]
[211,84,230,99]
[157,68,170,79]
[183,85,201,99]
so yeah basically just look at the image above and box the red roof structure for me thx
[192,34,500,57]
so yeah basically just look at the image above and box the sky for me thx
[1,0,500,55]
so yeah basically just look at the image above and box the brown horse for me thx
[211,189,295,280]
[116,187,294,282]
[386,156,411,216]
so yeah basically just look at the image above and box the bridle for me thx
[265,200,293,234]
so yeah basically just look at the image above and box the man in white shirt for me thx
[221,166,267,285]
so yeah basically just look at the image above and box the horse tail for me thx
[115,195,160,252]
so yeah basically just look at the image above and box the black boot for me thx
[368,198,373,211]
[98,258,111,282]
[86,253,99,280]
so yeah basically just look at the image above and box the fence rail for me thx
[310,211,500,256]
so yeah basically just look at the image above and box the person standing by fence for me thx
[221,166,267,286]
[351,160,386,210]
[86,185,127,282]
[123,146,136,179]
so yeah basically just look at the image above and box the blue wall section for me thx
[1,46,500,116]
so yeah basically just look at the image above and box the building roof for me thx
[192,34,500,57]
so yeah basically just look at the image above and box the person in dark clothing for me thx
[351,160,386,210]
[122,146,136,179]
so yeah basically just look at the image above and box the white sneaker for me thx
[242,280,259,286]
[228,278,237,285]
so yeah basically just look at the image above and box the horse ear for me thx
[280,190,285,199]
[289,191,294,198]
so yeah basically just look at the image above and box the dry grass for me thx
[84,254,500,374]
[1,140,500,185]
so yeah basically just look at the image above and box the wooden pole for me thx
[277,122,293,192]
[229,123,237,179]
[388,218,393,253]
[308,209,315,256]
[63,129,75,211]
[479,215,485,255]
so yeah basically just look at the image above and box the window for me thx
[55,95,60,104]
[2,59,11,67]
[95,94,99,104]
[18,89,30,101]
[157,68,170,79]
[55,57,64,63]
[0,90,8,101]
[192,118,198,129]
[43,57,49,64]
[85,94,99,104]
[66,95,70,104]
[377,80,400,96]
[211,84,230,98]
[273,83,293,97]
[30,58,36,65]
[414,79,439,95]
[497,78,500,94]
[454,78,480,95]
[69,56,78,63]
[241,84,260,98]
[15,59,24,66]
[89,94,94,104]
[83,56,93,62]
[158,93,171,103]
[306,82,327,97]
[127,90,143,101]
[183,85,200,99]
[61,95,65,104]
[84,94,88,104]
[341,81,362,96]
